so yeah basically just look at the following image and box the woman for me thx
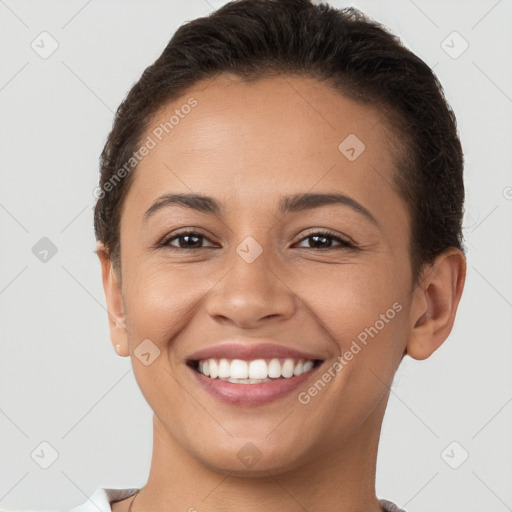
[71,0,466,510]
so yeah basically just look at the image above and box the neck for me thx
[136,397,388,512]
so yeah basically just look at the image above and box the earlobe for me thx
[96,243,130,357]
[406,248,466,360]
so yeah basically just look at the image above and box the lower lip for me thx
[189,364,322,406]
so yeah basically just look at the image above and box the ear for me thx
[96,243,130,357]
[406,248,466,360]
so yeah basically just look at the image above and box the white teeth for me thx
[249,359,268,379]
[218,358,230,378]
[196,357,318,381]
[209,359,219,379]
[302,360,314,373]
[230,359,249,379]
[268,358,282,378]
[281,359,295,378]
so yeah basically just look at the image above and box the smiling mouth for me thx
[187,357,323,384]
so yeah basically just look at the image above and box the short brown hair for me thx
[94,0,465,286]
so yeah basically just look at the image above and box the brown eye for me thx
[295,231,354,250]
[161,231,216,250]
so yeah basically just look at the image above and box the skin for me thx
[97,73,466,512]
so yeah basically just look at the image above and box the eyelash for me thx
[159,229,355,251]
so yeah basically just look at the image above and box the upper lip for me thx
[186,340,325,362]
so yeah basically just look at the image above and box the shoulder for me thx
[1,491,398,512]
[18,488,140,512]
[379,499,407,512]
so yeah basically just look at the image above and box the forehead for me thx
[125,73,403,221]
[150,73,393,155]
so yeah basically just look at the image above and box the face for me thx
[111,73,417,473]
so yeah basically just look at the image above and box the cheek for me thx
[293,262,409,401]
[293,260,406,340]
[121,263,206,346]
[121,265,204,415]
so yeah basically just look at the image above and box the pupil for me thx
[183,234,201,248]
[311,235,330,248]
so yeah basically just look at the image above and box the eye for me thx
[159,230,217,250]
[158,229,355,251]
[294,230,355,250]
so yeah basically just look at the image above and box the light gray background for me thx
[0,0,511,511]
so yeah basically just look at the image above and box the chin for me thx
[192,433,313,477]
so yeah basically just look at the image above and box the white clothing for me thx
[60,487,407,511]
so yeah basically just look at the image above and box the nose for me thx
[205,246,296,329]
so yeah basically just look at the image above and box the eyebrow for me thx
[143,192,379,227]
